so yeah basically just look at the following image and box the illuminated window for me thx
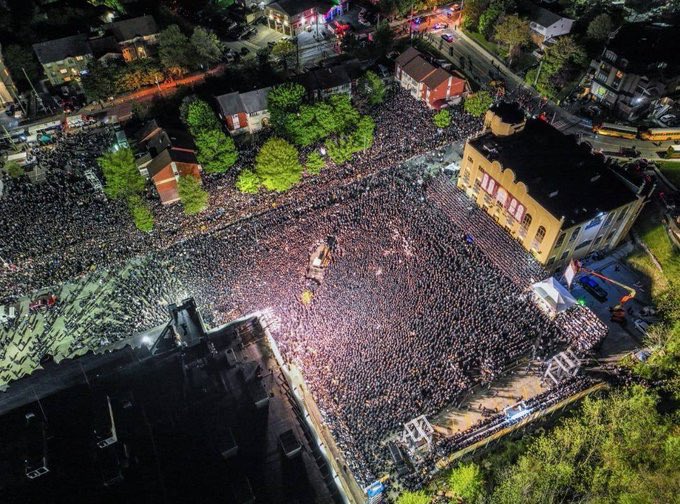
[534,226,546,244]
[520,213,532,231]
[59,68,68,74]
[75,55,84,61]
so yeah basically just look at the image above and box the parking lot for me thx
[569,249,653,361]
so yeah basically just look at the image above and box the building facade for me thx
[107,15,159,62]
[457,104,650,270]
[586,23,677,120]
[395,48,467,109]
[216,87,272,135]
[265,0,347,36]
[0,44,19,106]
[525,3,573,45]
[33,35,93,86]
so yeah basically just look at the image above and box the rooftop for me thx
[606,22,679,75]
[402,56,437,83]
[523,1,568,27]
[107,15,159,42]
[268,0,336,16]
[489,101,525,124]
[395,47,420,68]
[32,34,92,64]
[470,119,638,226]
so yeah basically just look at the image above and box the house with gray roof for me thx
[215,87,273,135]
[33,34,93,86]
[107,15,159,62]
[523,1,573,45]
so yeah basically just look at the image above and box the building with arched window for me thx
[457,102,653,270]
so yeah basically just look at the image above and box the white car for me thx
[433,22,448,30]
[633,319,649,336]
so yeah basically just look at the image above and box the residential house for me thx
[296,59,364,101]
[587,23,678,121]
[457,102,652,270]
[395,48,467,109]
[132,120,202,204]
[0,43,19,106]
[107,15,159,62]
[265,0,347,36]
[33,34,93,86]
[523,1,573,46]
[216,87,272,135]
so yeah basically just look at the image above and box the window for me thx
[555,232,566,248]
[534,226,546,244]
[575,239,592,250]
[496,187,507,207]
[560,250,569,260]
[466,156,473,164]
[462,169,470,185]
[75,55,84,61]
[59,68,68,74]
[547,257,556,266]
[603,213,614,227]
[569,226,581,243]
[519,213,532,238]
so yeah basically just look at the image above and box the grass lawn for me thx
[464,30,506,61]
[629,209,680,296]
[656,160,680,188]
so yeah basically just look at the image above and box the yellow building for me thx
[457,102,652,270]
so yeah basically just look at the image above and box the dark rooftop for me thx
[489,101,526,124]
[606,22,679,75]
[32,34,92,64]
[269,0,335,16]
[470,119,638,226]
[522,0,568,27]
[402,56,437,82]
[108,15,158,42]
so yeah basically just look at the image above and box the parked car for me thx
[441,33,454,43]
[433,22,448,30]
[578,276,608,302]
[633,318,649,336]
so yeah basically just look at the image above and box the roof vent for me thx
[590,174,601,182]
[549,190,559,198]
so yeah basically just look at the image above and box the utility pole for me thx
[532,58,544,87]
[22,67,46,115]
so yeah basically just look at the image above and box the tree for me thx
[2,45,41,92]
[178,175,209,215]
[493,15,530,65]
[268,82,306,113]
[115,60,164,93]
[433,109,452,128]
[478,5,503,39]
[464,91,493,117]
[373,19,395,58]
[180,97,221,136]
[463,0,489,31]
[305,151,325,175]
[98,148,145,199]
[236,169,260,193]
[191,27,224,66]
[254,138,302,192]
[587,13,613,41]
[350,115,376,151]
[527,36,586,97]
[325,135,355,165]
[360,70,387,105]
[271,39,296,69]
[4,160,24,179]
[194,128,238,174]
[158,25,192,75]
[448,463,484,503]
[127,194,154,232]
[396,491,430,504]
[82,60,120,102]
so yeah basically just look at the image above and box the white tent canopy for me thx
[531,277,577,316]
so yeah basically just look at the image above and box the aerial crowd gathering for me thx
[1,87,607,485]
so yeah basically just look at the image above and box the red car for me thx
[29,294,58,311]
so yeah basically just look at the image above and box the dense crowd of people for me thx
[1,88,611,486]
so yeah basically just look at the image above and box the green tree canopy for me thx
[98,148,145,199]
[158,25,192,75]
[373,19,395,58]
[82,60,120,102]
[396,490,430,504]
[360,70,387,105]
[433,109,452,128]
[478,5,503,39]
[463,0,490,31]
[448,463,485,503]
[527,36,586,97]
[268,82,306,114]
[236,168,260,193]
[305,151,325,175]
[493,15,530,64]
[4,160,24,179]
[325,135,355,165]
[271,39,296,69]
[194,128,238,174]
[178,175,209,215]
[127,194,154,232]
[464,91,493,117]
[180,97,221,136]
[254,138,302,192]
[587,13,613,41]
[115,59,164,93]
[191,27,224,66]
[350,115,376,151]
